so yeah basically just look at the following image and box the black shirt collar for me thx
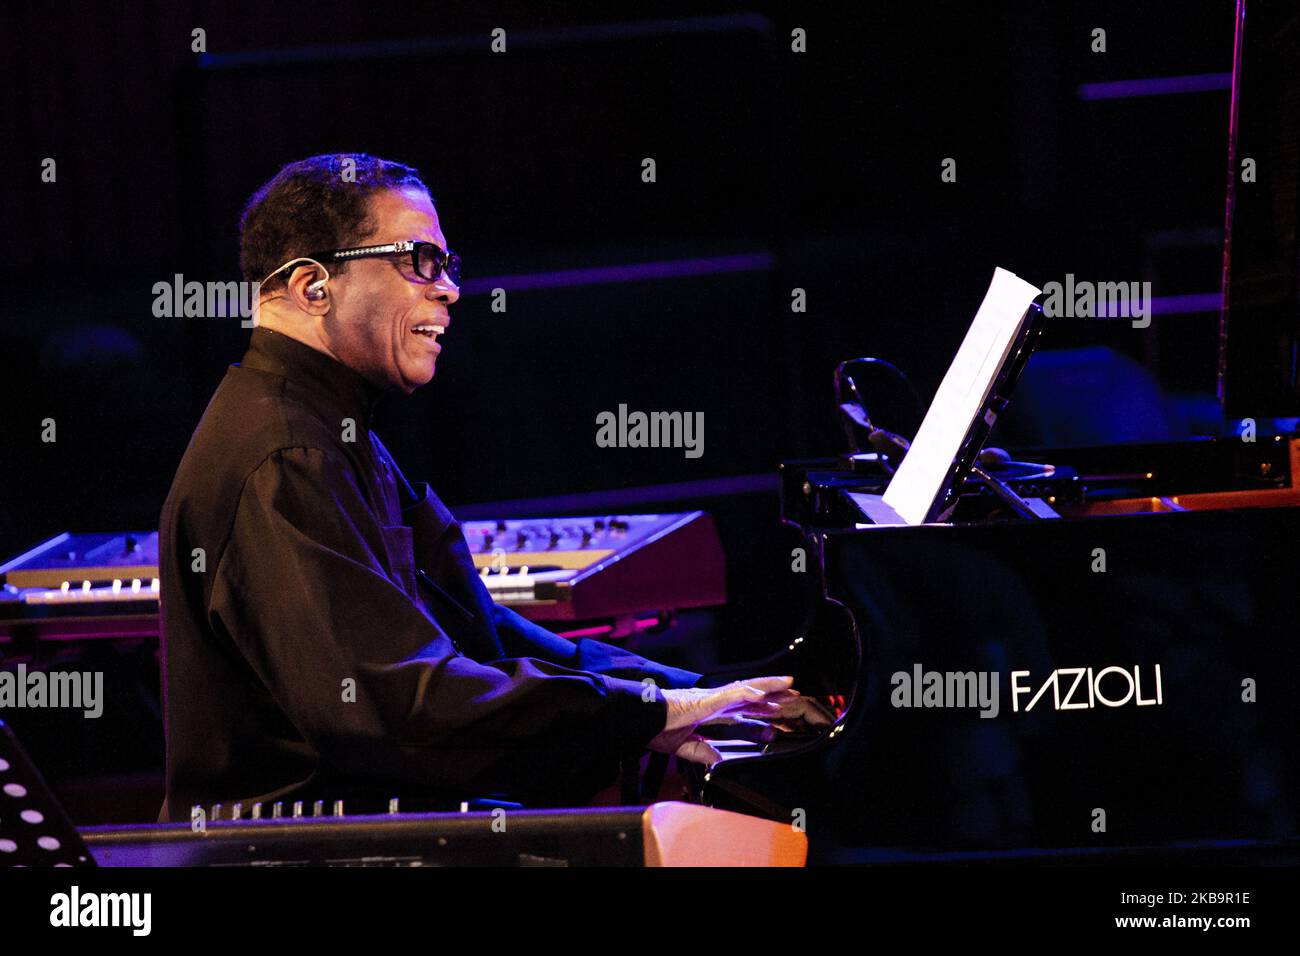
[240,327,385,425]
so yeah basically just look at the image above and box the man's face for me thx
[322,187,459,394]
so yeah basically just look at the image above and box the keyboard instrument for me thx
[0,512,725,641]
[692,434,1300,865]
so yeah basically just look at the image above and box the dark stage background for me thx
[0,2,1269,815]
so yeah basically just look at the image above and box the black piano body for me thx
[699,435,1300,865]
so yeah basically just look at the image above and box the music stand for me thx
[853,267,1046,525]
[0,719,95,867]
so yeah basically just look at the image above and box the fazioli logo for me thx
[1010,665,1163,712]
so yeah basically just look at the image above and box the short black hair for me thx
[239,153,430,292]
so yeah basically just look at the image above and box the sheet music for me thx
[881,267,1042,525]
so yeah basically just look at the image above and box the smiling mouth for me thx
[411,323,446,339]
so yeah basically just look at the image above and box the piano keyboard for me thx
[0,512,726,639]
[20,577,160,604]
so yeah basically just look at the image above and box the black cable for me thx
[833,357,926,454]
[832,356,926,426]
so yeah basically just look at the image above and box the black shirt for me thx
[158,328,698,821]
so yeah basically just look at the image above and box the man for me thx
[159,154,803,822]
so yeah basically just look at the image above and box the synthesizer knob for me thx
[292,801,304,819]
[496,520,507,532]
[272,802,283,819]
[581,529,593,546]
[312,800,324,817]
[251,802,263,820]
[388,798,400,815]
[231,802,243,821]
[333,800,345,817]
[548,530,560,548]
[483,533,494,550]
[210,803,222,822]
[516,530,528,548]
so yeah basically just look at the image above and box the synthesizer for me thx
[464,512,724,620]
[0,512,725,641]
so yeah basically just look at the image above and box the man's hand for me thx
[765,692,837,733]
[647,676,796,767]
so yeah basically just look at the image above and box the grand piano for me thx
[696,5,1300,864]
[697,432,1300,864]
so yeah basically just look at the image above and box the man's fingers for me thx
[673,735,723,768]
[665,677,804,733]
[775,695,836,726]
[696,716,775,743]
[684,682,786,725]
[716,677,795,708]
[737,676,795,695]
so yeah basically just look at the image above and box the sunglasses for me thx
[307,240,461,285]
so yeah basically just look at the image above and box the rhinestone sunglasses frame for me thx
[306,240,461,284]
